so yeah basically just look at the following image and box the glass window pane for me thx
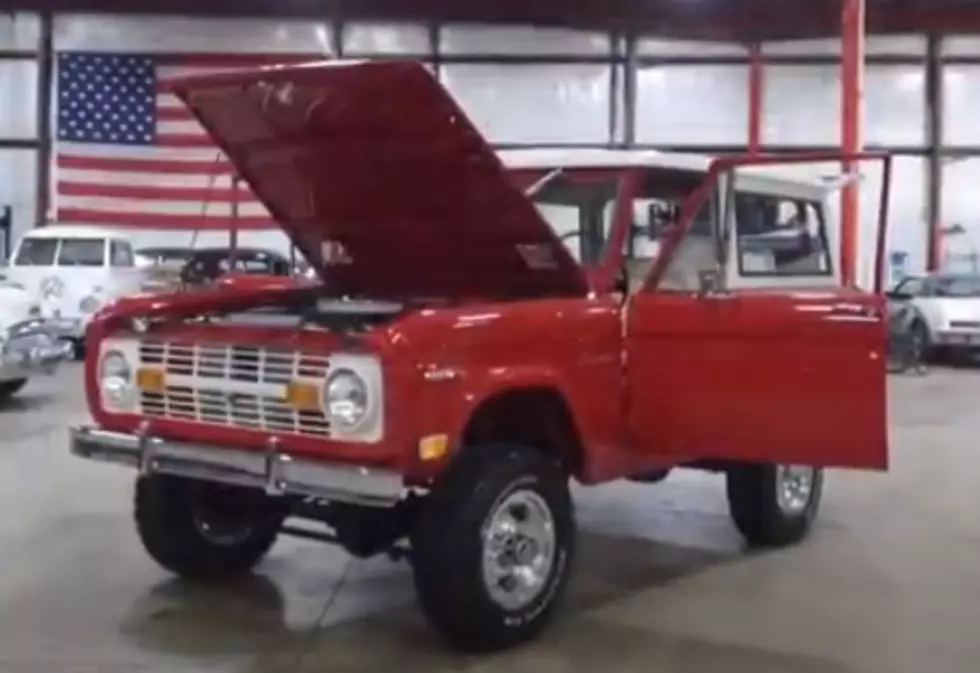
[54,15,334,55]
[635,65,748,145]
[943,36,980,57]
[14,238,57,266]
[637,38,748,57]
[0,61,38,139]
[440,64,610,144]
[0,12,39,51]
[865,66,925,146]
[342,22,429,55]
[441,25,609,55]
[734,193,831,278]
[57,238,105,266]
[941,157,980,273]
[762,35,926,57]
[0,149,37,253]
[766,64,923,147]
[763,65,838,145]
[944,66,980,147]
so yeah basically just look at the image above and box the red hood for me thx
[170,60,588,301]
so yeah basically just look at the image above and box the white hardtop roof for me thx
[498,148,832,189]
[20,224,132,240]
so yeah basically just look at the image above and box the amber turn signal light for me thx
[135,367,165,393]
[418,434,449,462]
[285,381,321,411]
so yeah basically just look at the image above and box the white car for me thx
[3,225,146,357]
[0,277,74,401]
[887,272,980,357]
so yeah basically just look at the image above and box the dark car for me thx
[179,247,294,287]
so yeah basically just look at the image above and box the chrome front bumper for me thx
[935,331,980,347]
[69,426,406,507]
[42,316,85,341]
[0,319,75,380]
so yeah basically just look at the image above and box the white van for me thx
[4,225,145,354]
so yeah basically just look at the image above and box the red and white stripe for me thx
[54,53,322,231]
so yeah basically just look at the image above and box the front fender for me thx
[406,363,574,478]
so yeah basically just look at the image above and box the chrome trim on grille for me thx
[69,425,404,507]
[136,341,331,437]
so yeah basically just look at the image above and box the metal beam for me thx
[747,43,764,154]
[925,34,943,272]
[622,31,636,147]
[839,0,865,287]
[34,12,53,228]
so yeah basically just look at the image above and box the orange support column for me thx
[840,0,866,287]
[747,43,764,155]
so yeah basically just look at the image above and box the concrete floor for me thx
[0,364,978,672]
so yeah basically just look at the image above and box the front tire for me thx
[134,475,287,581]
[726,463,823,547]
[411,443,575,653]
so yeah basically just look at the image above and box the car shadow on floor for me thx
[0,390,55,414]
[117,530,752,673]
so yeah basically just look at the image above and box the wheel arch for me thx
[459,385,586,479]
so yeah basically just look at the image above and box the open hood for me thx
[170,61,588,301]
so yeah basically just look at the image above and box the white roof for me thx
[498,148,831,188]
[20,224,131,240]
[499,148,714,173]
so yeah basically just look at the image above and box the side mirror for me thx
[886,290,911,301]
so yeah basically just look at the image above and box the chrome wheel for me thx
[481,489,556,611]
[775,465,816,514]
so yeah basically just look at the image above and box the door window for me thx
[733,193,831,278]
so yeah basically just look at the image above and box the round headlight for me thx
[100,350,133,406]
[325,368,369,429]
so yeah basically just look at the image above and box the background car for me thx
[0,278,73,401]
[3,225,146,358]
[887,272,980,361]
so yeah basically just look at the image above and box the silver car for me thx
[887,272,980,359]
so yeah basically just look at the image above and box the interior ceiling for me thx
[18,0,980,40]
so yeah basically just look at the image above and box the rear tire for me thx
[0,378,27,402]
[411,443,575,653]
[726,463,823,547]
[134,475,286,581]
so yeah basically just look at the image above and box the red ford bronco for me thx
[70,61,891,652]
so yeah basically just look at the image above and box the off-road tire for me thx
[0,378,27,402]
[134,475,286,581]
[411,443,575,653]
[726,463,824,547]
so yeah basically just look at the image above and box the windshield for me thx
[14,238,58,266]
[931,275,980,297]
[525,167,704,270]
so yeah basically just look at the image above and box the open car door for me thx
[625,153,890,471]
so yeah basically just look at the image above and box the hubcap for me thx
[481,489,556,611]
[775,465,816,514]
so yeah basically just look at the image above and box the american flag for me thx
[55,51,316,231]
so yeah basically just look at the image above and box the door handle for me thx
[829,302,880,319]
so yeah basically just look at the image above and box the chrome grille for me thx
[137,341,331,437]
